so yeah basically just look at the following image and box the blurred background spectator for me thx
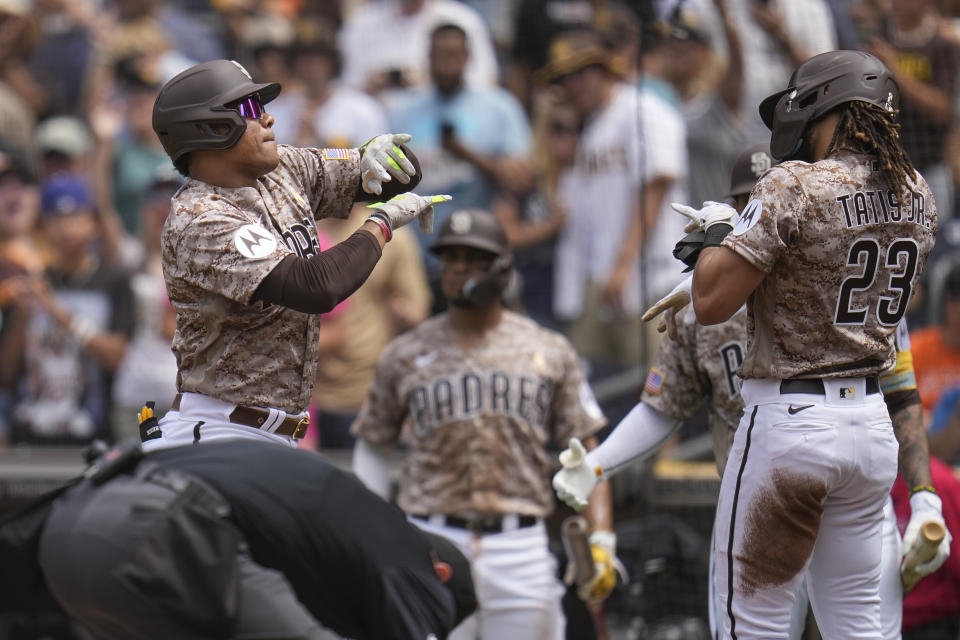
[2,174,133,446]
[491,93,577,330]
[666,1,751,209]
[312,206,431,450]
[96,62,168,238]
[108,166,179,441]
[0,0,41,152]
[35,115,93,182]
[862,0,960,223]
[911,261,960,423]
[546,28,687,375]
[0,146,41,447]
[385,21,531,308]
[338,0,498,97]
[268,19,388,148]
[507,0,649,111]
[690,0,838,143]
[27,0,96,119]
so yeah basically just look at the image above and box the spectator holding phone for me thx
[385,23,532,306]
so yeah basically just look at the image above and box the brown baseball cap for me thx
[727,143,775,199]
[535,30,622,84]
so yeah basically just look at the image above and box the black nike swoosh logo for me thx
[787,404,815,415]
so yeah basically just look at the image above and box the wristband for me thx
[702,223,733,249]
[366,214,392,242]
[910,484,937,497]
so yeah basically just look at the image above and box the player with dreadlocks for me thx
[634,50,946,638]
[825,100,917,205]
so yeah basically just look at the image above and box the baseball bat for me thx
[560,516,611,640]
[901,520,947,592]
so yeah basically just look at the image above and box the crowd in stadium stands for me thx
[0,0,960,436]
[4,0,960,631]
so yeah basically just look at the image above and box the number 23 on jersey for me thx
[834,237,919,326]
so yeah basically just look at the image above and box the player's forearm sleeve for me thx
[253,230,382,313]
[352,439,393,499]
[585,402,681,478]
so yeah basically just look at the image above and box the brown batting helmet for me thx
[430,208,509,257]
[431,209,513,306]
[152,59,281,164]
[759,50,898,161]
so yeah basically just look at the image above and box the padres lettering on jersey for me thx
[723,155,936,380]
[408,371,554,436]
[162,144,361,413]
[354,311,605,517]
[281,217,320,257]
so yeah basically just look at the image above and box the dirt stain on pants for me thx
[737,469,828,597]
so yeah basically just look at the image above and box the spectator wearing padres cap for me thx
[541,28,687,373]
[1,173,135,445]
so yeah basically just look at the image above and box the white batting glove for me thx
[671,200,737,233]
[367,193,452,235]
[641,276,693,340]
[359,133,416,195]
[902,490,951,578]
[553,438,599,512]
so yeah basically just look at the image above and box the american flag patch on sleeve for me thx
[644,368,665,395]
[323,148,350,160]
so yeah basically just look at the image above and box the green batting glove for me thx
[359,133,416,195]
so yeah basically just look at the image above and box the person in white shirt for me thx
[338,0,499,96]
[543,29,688,371]
[267,24,389,149]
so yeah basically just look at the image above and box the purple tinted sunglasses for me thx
[229,94,264,120]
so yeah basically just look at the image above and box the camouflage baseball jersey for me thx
[642,306,748,475]
[723,154,936,380]
[353,310,606,517]
[162,144,361,413]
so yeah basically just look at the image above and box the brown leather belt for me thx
[171,393,310,439]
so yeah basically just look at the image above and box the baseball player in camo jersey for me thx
[554,143,947,640]
[673,50,944,638]
[351,208,616,640]
[143,59,450,452]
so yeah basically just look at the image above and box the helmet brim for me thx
[429,238,503,256]
[759,88,789,130]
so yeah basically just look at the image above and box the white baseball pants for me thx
[410,517,565,640]
[140,392,301,452]
[714,378,898,639]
